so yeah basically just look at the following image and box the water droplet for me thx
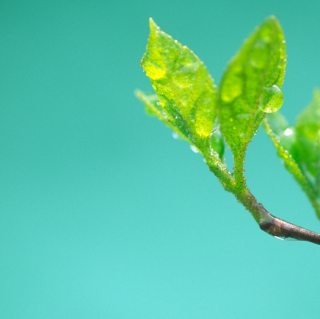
[274,236,284,241]
[190,145,199,153]
[211,124,220,134]
[156,102,161,106]
[261,85,284,113]
[274,236,299,242]
[279,127,297,156]
[172,132,179,139]
[284,128,293,136]
[162,111,168,120]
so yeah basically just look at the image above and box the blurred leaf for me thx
[140,18,217,150]
[264,101,320,219]
[218,16,286,160]
[296,89,320,140]
[295,89,320,194]
[135,91,163,116]
[264,111,288,134]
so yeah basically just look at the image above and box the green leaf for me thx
[264,108,320,219]
[140,18,217,150]
[295,89,320,193]
[296,89,320,140]
[217,16,286,160]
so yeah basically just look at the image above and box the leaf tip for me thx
[149,17,158,32]
[264,15,280,25]
[266,15,278,21]
[134,89,142,99]
[313,87,320,99]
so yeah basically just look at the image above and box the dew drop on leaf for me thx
[261,85,284,113]
[190,145,199,153]
[284,128,293,136]
[211,124,220,134]
[172,132,179,139]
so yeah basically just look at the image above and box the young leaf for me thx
[217,16,286,161]
[140,18,217,151]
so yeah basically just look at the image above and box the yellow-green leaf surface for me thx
[264,111,320,219]
[218,16,286,159]
[140,18,217,150]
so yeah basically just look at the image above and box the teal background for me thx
[1,0,320,318]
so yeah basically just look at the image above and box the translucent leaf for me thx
[140,18,217,147]
[218,16,286,159]
[135,90,193,143]
[135,91,164,116]
[135,90,224,158]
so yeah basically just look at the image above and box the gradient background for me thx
[1,0,320,318]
